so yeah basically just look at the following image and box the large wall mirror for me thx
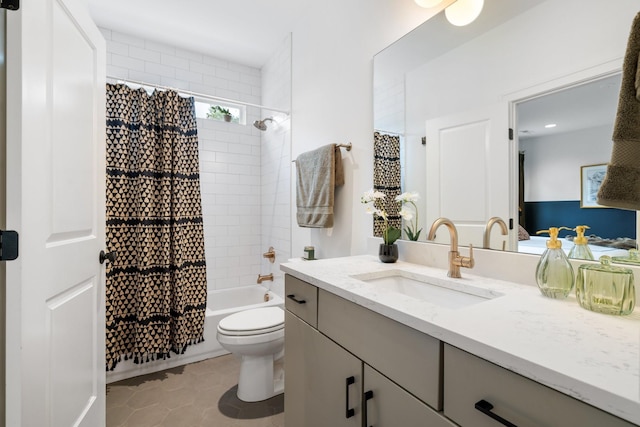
[373,0,639,261]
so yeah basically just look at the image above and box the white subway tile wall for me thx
[100,28,293,293]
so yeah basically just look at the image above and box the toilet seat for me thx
[217,306,284,336]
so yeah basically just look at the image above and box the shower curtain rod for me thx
[106,76,291,115]
[374,129,404,136]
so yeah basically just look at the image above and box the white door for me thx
[5,0,106,425]
[425,104,512,250]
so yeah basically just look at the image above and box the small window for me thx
[194,100,246,125]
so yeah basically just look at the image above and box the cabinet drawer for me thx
[444,344,635,427]
[285,274,318,327]
[318,289,442,410]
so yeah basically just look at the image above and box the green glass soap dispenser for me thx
[535,227,575,299]
[576,256,635,315]
[567,225,594,260]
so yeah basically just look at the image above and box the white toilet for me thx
[216,306,285,402]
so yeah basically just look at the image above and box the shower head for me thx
[253,117,274,131]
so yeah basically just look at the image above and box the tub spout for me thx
[257,273,274,284]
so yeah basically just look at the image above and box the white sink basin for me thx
[351,269,501,309]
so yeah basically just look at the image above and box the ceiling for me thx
[88,0,622,136]
[87,0,303,69]
[517,74,621,140]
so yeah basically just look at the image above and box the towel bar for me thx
[292,143,352,162]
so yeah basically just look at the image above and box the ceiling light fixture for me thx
[414,0,484,27]
[444,0,484,26]
[545,123,557,128]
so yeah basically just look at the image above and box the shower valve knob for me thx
[99,250,117,264]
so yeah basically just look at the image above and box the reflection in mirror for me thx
[372,0,639,263]
[516,74,637,259]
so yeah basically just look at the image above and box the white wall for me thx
[101,28,267,292]
[289,0,438,259]
[406,0,637,121]
[521,125,613,202]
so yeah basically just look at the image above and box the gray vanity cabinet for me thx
[284,311,362,427]
[284,274,637,427]
[444,344,636,427]
[284,274,455,427]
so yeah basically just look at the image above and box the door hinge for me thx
[0,230,19,261]
[508,128,514,140]
[0,0,19,10]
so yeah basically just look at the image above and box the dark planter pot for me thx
[379,243,398,263]
[223,114,232,122]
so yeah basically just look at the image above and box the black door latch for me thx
[0,0,19,10]
[0,230,19,261]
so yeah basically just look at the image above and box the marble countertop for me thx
[281,255,640,425]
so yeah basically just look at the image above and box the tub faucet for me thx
[483,217,508,250]
[257,273,273,284]
[427,217,474,278]
[262,246,276,263]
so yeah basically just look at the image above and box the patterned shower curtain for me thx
[105,83,207,370]
[373,131,402,236]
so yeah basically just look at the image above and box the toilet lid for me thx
[218,307,284,336]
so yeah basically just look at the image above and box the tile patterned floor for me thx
[107,354,284,427]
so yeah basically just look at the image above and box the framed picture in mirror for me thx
[580,163,608,208]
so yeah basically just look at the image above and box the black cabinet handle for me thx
[364,390,374,427]
[345,376,355,418]
[287,294,306,304]
[99,250,117,264]
[475,400,518,427]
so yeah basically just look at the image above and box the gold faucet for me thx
[483,217,508,250]
[427,217,474,278]
[257,273,274,284]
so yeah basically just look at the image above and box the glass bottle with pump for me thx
[535,227,575,299]
[567,225,594,260]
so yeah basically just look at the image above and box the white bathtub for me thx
[107,285,283,383]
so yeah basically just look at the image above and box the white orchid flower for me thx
[395,191,420,203]
[360,190,373,204]
[361,188,385,203]
[364,206,380,215]
[399,207,413,221]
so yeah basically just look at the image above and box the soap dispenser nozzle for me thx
[536,226,570,249]
[573,225,590,245]
[568,225,594,260]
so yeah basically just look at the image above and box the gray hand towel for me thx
[597,12,640,209]
[295,144,344,228]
